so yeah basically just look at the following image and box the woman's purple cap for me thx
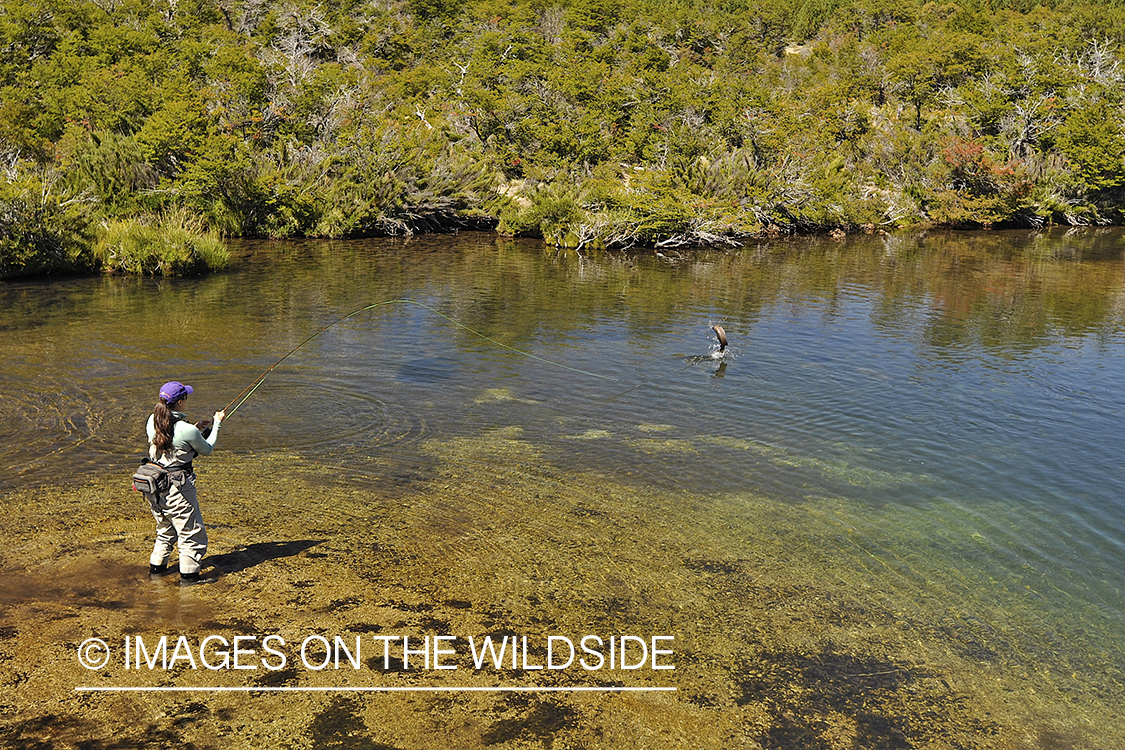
[159,381,193,403]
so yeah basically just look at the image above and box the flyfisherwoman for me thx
[144,381,225,582]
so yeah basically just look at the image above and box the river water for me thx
[2,229,1124,747]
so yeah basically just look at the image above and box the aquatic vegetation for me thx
[482,426,526,441]
[473,388,541,405]
[773,453,928,489]
[565,429,614,440]
[699,435,787,457]
[2,446,1122,748]
[628,438,699,455]
[699,437,926,488]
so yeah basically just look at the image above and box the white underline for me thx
[75,686,676,693]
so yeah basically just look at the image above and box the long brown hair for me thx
[152,399,178,456]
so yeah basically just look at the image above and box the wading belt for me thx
[166,462,193,478]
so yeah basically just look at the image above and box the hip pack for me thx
[132,460,171,496]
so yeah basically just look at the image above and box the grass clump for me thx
[95,209,229,276]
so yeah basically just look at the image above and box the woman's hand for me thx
[214,410,226,425]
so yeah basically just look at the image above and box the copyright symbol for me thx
[77,638,111,670]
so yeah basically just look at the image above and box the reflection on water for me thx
[2,228,1124,745]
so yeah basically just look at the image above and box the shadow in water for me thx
[396,356,459,384]
[206,539,324,575]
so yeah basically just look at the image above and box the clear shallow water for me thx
[2,229,1124,733]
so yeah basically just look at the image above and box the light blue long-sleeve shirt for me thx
[146,411,220,467]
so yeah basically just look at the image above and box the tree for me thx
[1055,102,1125,195]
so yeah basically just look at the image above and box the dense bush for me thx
[2,0,1125,271]
[0,161,96,278]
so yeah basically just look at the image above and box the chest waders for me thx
[140,417,208,577]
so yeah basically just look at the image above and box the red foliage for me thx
[942,137,1018,187]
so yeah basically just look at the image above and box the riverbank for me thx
[5,0,1125,280]
[2,434,1120,749]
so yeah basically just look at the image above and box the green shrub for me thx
[60,132,160,217]
[315,119,495,238]
[1056,103,1125,196]
[0,165,96,279]
[94,209,229,275]
[496,182,584,246]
